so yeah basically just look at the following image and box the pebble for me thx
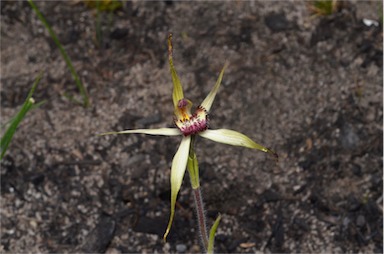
[356,215,366,227]
[264,12,295,32]
[340,123,360,150]
[176,244,187,253]
[78,215,116,253]
[342,217,350,228]
[137,114,162,127]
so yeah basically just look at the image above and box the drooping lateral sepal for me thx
[163,135,191,241]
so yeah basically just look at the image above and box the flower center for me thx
[174,98,208,136]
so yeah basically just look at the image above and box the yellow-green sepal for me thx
[163,135,191,241]
[98,128,181,137]
[200,62,228,112]
[199,129,278,160]
[168,33,184,107]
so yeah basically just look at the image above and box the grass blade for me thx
[207,214,221,254]
[1,73,43,160]
[27,0,90,107]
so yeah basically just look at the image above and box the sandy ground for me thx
[1,1,382,253]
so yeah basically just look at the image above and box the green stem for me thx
[28,0,89,107]
[193,187,209,251]
[187,136,209,251]
[96,0,102,47]
[187,140,200,189]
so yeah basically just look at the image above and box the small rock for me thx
[30,173,45,186]
[228,238,242,253]
[122,154,145,167]
[261,189,281,203]
[351,164,362,176]
[77,214,116,253]
[342,217,350,228]
[365,109,375,122]
[176,244,187,253]
[110,28,129,40]
[294,218,310,232]
[133,216,166,235]
[356,215,365,227]
[122,154,147,179]
[105,247,122,254]
[310,18,333,46]
[190,244,200,253]
[367,64,379,77]
[137,114,162,128]
[340,123,360,150]
[163,243,171,253]
[264,12,295,32]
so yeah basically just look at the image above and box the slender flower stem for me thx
[193,187,209,251]
[187,135,209,251]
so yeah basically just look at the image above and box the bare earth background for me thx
[1,1,383,253]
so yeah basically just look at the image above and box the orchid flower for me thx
[100,34,277,241]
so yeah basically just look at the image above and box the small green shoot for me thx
[63,92,84,106]
[83,0,122,11]
[309,0,340,16]
[207,214,221,254]
[83,0,123,47]
[1,73,44,160]
[27,0,90,107]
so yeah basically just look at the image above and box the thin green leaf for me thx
[1,73,43,160]
[28,0,90,107]
[207,214,221,254]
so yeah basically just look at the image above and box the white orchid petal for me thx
[164,135,191,241]
[200,63,228,112]
[98,128,181,136]
[199,129,278,158]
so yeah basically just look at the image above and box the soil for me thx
[1,1,382,253]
